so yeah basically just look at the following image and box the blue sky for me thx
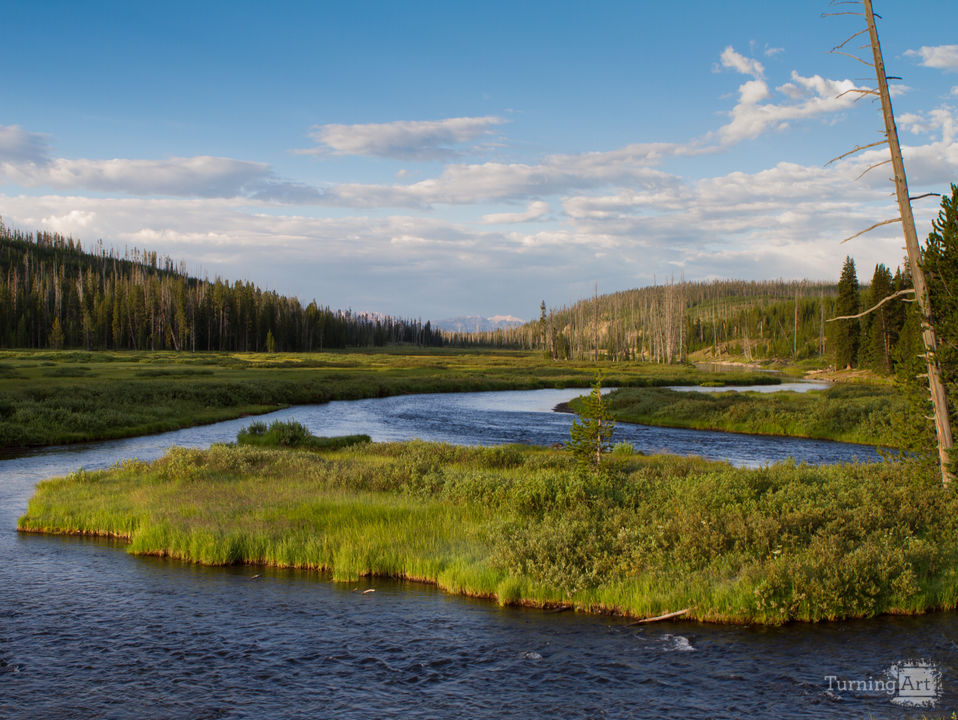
[2,1,958,321]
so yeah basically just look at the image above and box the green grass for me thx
[19,441,958,624]
[0,348,779,450]
[592,383,907,448]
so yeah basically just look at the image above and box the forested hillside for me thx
[0,220,442,351]
[445,267,917,374]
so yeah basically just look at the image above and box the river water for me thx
[2,389,955,718]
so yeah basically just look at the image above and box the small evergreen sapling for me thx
[566,376,615,473]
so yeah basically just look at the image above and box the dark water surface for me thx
[2,389,955,718]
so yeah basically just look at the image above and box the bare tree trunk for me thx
[592,282,599,362]
[864,0,954,486]
[820,286,825,358]
[793,283,799,359]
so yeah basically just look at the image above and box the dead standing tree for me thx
[826,0,954,486]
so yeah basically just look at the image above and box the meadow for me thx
[18,438,958,624]
[0,348,778,450]
[591,383,906,448]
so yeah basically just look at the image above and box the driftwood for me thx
[628,608,690,625]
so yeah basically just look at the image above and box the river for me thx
[2,389,954,718]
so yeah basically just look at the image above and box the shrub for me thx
[236,419,369,451]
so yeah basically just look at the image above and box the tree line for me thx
[0,220,443,351]
[444,267,920,376]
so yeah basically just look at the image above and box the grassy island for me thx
[19,440,958,624]
[587,383,906,448]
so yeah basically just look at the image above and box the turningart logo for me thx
[824,659,942,708]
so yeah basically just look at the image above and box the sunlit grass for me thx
[596,384,906,448]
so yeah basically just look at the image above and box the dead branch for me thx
[909,192,942,201]
[832,28,869,51]
[836,88,879,100]
[840,217,901,244]
[855,158,891,180]
[825,139,886,166]
[628,608,690,625]
[826,287,915,322]
[829,50,874,67]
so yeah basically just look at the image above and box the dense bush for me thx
[236,419,369,451]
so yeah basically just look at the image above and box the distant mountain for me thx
[435,314,524,333]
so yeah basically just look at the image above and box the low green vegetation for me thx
[0,348,778,450]
[236,419,370,451]
[19,441,958,624]
[586,383,906,448]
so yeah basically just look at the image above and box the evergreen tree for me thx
[831,256,860,369]
[0,221,440,352]
[921,183,958,465]
[566,376,615,474]
[862,263,896,372]
[48,317,64,350]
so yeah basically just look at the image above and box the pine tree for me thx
[863,263,895,372]
[921,183,958,466]
[831,256,860,369]
[48,316,64,350]
[566,376,615,474]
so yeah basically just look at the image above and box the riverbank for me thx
[0,348,780,451]
[581,383,905,448]
[19,441,958,624]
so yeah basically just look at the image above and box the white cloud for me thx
[0,154,323,202]
[320,144,684,208]
[0,124,51,164]
[717,71,860,145]
[720,46,765,78]
[906,45,958,70]
[481,201,550,224]
[39,209,97,234]
[892,107,957,146]
[3,115,955,317]
[297,116,507,160]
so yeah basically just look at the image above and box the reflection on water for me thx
[1,389,952,719]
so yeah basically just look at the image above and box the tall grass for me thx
[19,442,958,624]
[597,384,906,448]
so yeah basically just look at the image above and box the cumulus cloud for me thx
[717,70,861,145]
[297,116,507,160]
[906,45,958,70]
[481,201,550,224]
[0,124,51,164]
[893,107,957,146]
[720,46,765,78]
